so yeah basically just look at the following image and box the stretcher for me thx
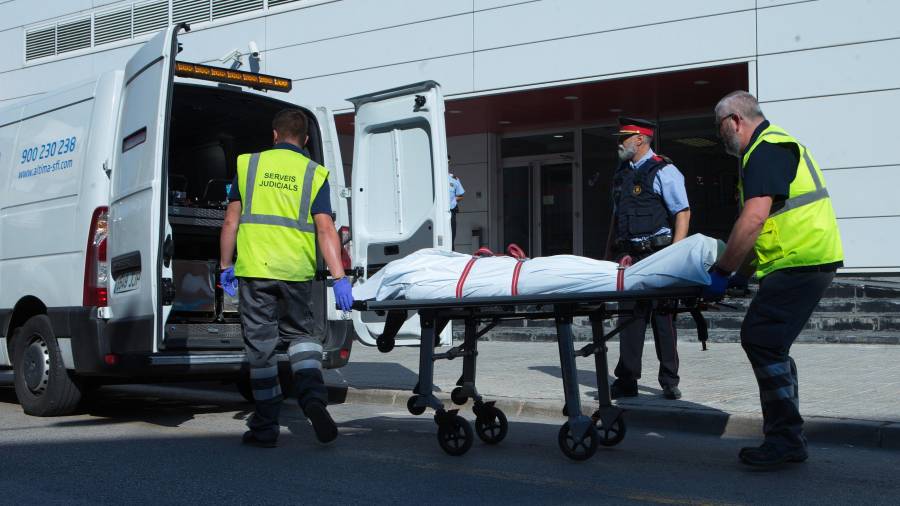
[352,287,710,460]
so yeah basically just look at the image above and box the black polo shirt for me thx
[740,120,799,206]
[228,143,332,216]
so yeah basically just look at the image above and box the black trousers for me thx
[741,269,834,449]
[239,277,328,441]
[450,207,458,248]
[613,250,679,388]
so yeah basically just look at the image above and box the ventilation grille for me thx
[173,0,210,25]
[213,0,263,20]
[25,26,56,60]
[94,8,132,46]
[268,0,302,7]
[134,0,169,36]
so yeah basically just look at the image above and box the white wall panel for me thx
[474,0,533,11]
[474,10,755,91]
[453,210,489,253]
[450,162,488,213]
[761,90,900,170]
[268,15,472,86]
[0,28,23,72]
[0,1,90,32]
[826,166,900,218]
[284,53,473,111]
[266,0,470,50]
[837,216,900,270]
[758,38,900,102]
[758,0,900,55]
[448,133,489,164]
[474,0,753,50]
[0,57,94,102]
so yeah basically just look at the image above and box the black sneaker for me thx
[304,401,338,444]
[610,381,638,399]
[242,430,277,448]
[662,385,682,400]
[739,442,808,467]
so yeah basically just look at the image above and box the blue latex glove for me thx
[333,277,354,312]
[220,267,238,297]
[703,269,729,299]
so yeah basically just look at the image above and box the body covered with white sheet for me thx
[354,234,721,301]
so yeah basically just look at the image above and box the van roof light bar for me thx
[174,61,292,92]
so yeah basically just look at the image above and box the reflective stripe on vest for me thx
[234,149,329,281]
[240,152,318,232]
[738,124,843,278]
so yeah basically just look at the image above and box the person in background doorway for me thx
[706,91,843,467]
[449,156,465,248]
[608,117,691,401]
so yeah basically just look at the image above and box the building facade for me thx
[1,0,896,272]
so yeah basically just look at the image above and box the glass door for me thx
[501,156,575,257]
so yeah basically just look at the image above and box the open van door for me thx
[348,81,452,347]
[106,25,184,352]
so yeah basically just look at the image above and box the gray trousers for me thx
[240,277,327,441]
[613,301,680,388]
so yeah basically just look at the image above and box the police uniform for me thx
[610,118,690,398]
[228,142,334,444]
[449,173,465,247]
[733,121,843,461]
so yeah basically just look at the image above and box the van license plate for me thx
[114,271,141,293]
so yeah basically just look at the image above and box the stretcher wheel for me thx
[407,395,426,416]
[377,335,394,353]
[475,407,508,445]
[437,415,473,456]
[558,422,598,461]
[595,415,627,447]
[451,387,468,406]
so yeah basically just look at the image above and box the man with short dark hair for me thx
[608,117,691,401]
[219,108,353,448]
[707,90,843,467]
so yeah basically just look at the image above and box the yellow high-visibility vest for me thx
[234,148,329,281]
[738,124,843,278]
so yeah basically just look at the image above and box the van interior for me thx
[164,83,326,348]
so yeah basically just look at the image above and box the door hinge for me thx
[162,278,176,306]
[163,235,174,268]
[339,187,352,199]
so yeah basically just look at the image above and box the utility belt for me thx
[616,234,673,255]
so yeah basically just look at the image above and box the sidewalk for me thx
[326,341,900,449]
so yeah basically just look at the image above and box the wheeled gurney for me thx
[352,287,709,460]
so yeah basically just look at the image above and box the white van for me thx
[0,24,451,416]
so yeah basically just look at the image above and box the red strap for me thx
[506,243,528,260]
[456,247,496,298]
[616,255,633,292]
[511,260,525,296]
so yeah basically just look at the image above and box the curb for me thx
[338,386,899,450]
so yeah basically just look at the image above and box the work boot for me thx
[304,401,338,444]
[739,442,808,467]
[610,380,638,399]
[241,430,277,448]
[662,385,682,400]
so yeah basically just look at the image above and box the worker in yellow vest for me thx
[705,91,843,467]
[219,109,353,448]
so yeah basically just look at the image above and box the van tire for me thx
[12,315,82,416]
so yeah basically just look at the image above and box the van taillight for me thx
[83,207,109,307]
[339,226,352,271]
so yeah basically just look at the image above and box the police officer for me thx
[608,117,691,401]
[219,109,354,448]
[449,162,465,248]
[705,91,843,467]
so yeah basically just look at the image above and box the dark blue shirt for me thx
[228,143,333,216]
[741,120,799,204]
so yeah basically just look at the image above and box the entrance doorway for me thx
[501,154,577,257]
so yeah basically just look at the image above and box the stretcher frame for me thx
[352,287,709,460]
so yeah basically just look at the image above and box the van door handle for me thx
[163,235,174,268]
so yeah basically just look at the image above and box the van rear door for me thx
[107,25,184,351]
[348,81,452,346]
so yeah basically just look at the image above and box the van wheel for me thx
[12,315,82,416]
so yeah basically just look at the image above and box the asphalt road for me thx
[0,384,897,505]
